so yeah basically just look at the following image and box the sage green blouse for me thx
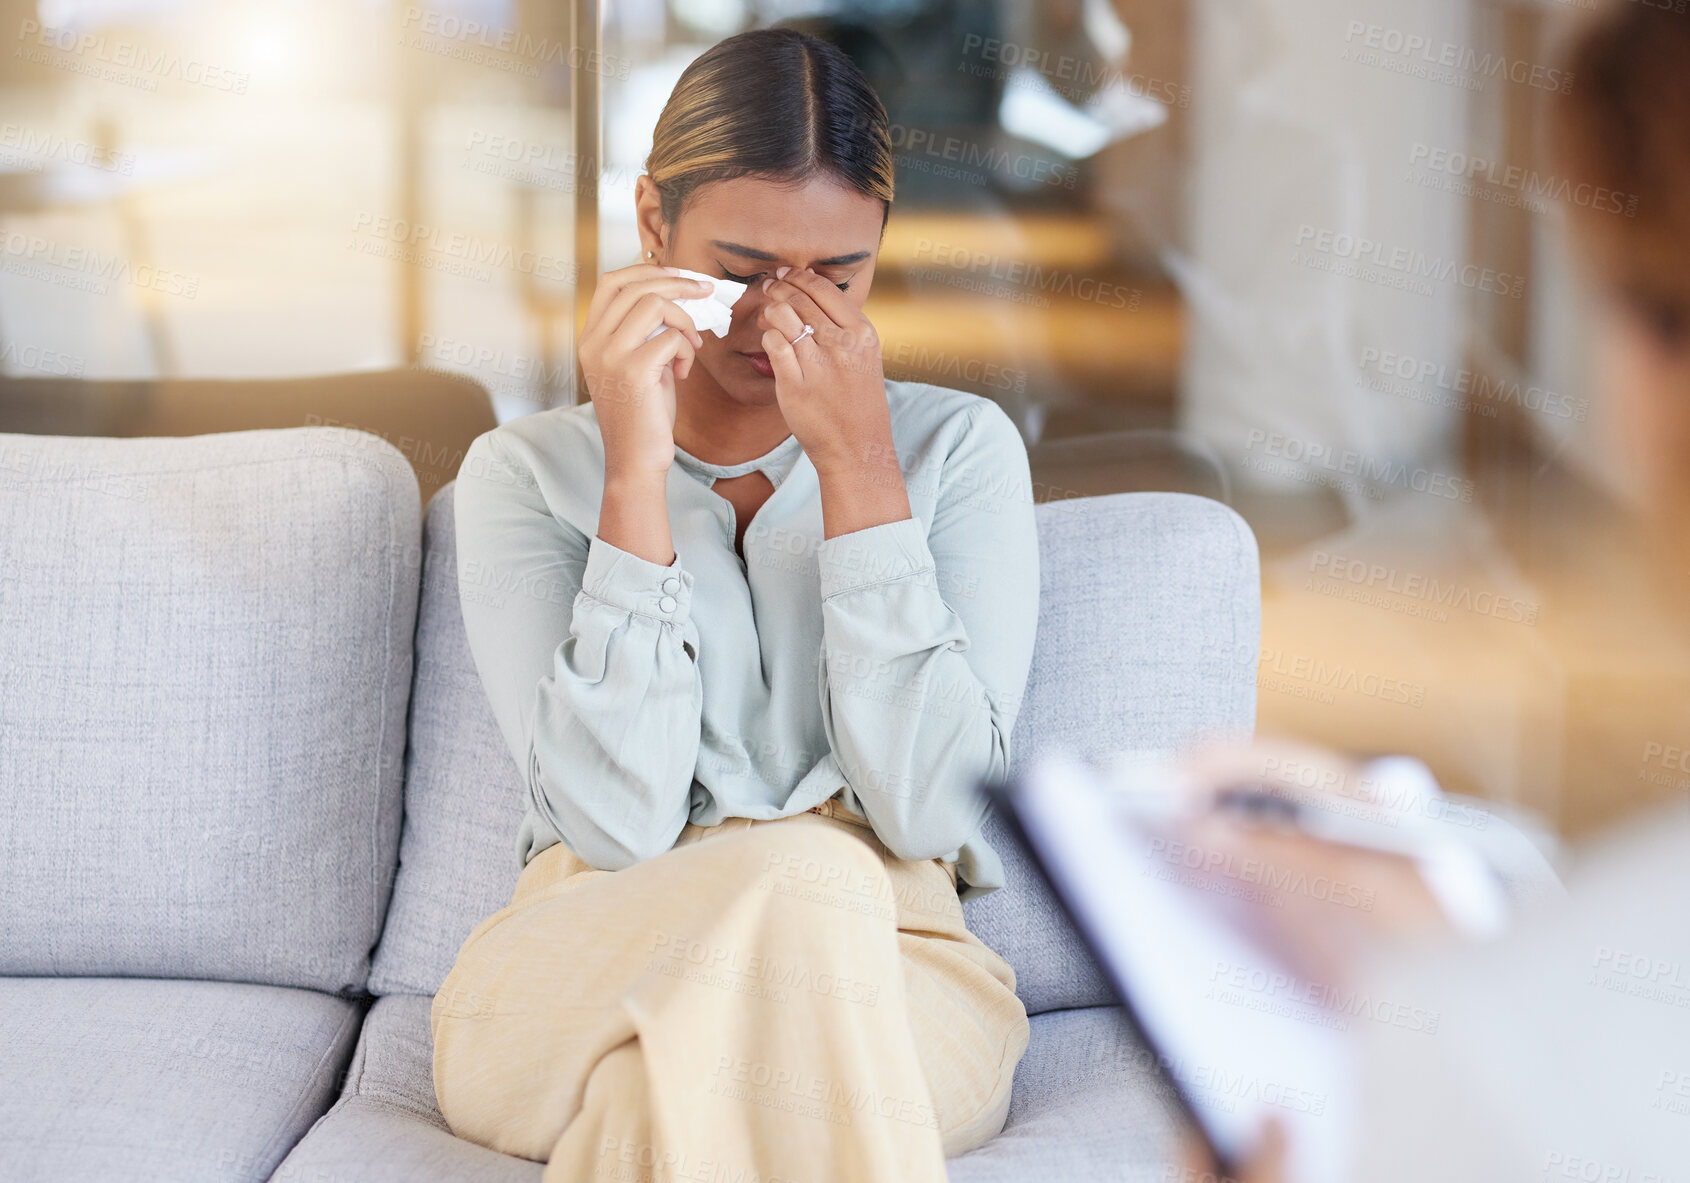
[453,378,1040,901]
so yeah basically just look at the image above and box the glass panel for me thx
[597,0,1682,842]
[1,0,1676,845]
[0,0,581,421]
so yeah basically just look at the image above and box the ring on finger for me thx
[789,323,815,347]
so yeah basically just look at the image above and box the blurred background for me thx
[2,0,1684,840]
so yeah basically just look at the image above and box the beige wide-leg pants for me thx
[430,800,1030,1183]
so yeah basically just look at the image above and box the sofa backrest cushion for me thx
[368,484,525,996]
[964,491,1260,1011]
[372,484,1259,1013]
[0,428,420,994]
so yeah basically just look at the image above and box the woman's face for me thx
[1595,290,1690,526]
[635,172,886,407]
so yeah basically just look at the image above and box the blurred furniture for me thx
[1029,427,1232,504]
[0,115,185,374]
[0,425,1262,1182]
[0,368,496,505]
[871,214,1186,430]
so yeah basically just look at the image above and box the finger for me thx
[771,273,880,356]
[1187,737,1365,798]
[763,299,808,342]
[761,327,804,388]
[585,263,681,329]
[1174,1125,1223,1182]
[582,262,644,328]
[1250,1118,1288,1183]
[605,282,709,341]
[628,326,697,388]
[597,277,711,343]
[763,283,835,342]
[657,328,698,384]
[769,266,857,329]
[609,292,707,354]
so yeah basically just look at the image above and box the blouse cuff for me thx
[581,533,694,624]
[816,514,937,601]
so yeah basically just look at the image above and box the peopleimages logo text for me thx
[1294,225,1525,299]
[1342,21,1573,93]
[1360,347,1588,422]
[1409,143,1636,218]
[1245,430,1474,502]
[1309,551,1540,626]
[16,19,251,93]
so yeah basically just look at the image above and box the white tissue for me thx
[645,267,747,343]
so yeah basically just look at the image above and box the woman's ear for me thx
[634,175,667,264]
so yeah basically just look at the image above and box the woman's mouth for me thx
[739,351,775,379]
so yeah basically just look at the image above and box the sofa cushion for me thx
[964,492,1260,1013]
[0,428,420,992]
[271,994,540,1183]
[372,485,1259,1014]
[272,1097,541,1183]
[0,976,363,1183]
[367,487,527,998]
[272,994,1177,1183]
[948,1005,1183,1182]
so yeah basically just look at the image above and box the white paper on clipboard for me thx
[1010,751,1359,1183]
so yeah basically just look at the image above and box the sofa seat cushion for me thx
[270,1097,542,1183]
[949,1005,1182,1181]
[0,976,363,1183]
[273,995,1178,1183]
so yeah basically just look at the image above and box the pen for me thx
[1209,760,1512,940]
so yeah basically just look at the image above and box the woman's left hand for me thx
[759,266,891,475]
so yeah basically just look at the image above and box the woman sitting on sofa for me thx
[431,27,1040,1183]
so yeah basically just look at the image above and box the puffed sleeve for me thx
[813,400,1040,861]
[453,431,703,870]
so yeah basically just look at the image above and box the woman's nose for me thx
[737,287,775,328]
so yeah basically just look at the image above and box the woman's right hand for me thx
[579,263,710,480]
[1176,1119,1287,1183]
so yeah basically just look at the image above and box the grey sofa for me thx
[0,425,1261,1183]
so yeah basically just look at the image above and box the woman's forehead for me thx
[679,175,883,260]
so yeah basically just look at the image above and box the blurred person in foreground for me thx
[1180,3,1690,1180]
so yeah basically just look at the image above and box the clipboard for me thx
[981,751,1357,1183]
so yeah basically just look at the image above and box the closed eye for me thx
[721,267,851,292]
